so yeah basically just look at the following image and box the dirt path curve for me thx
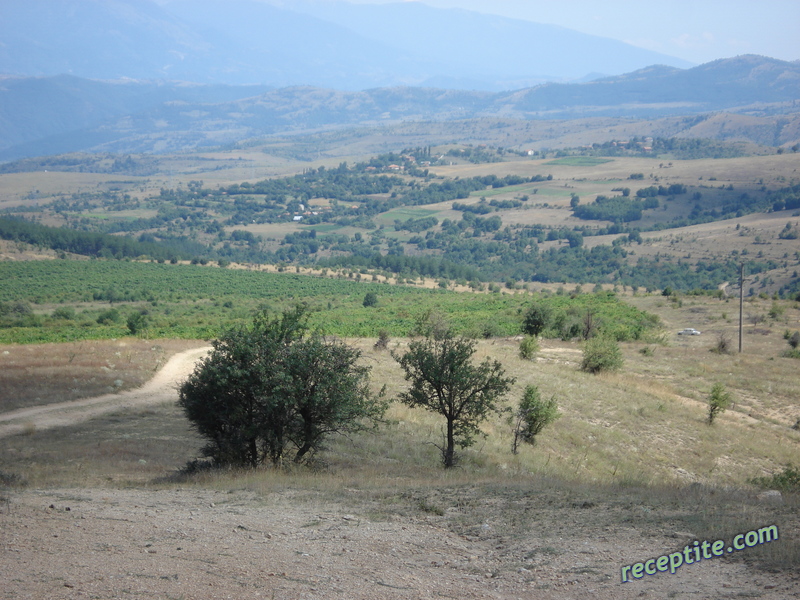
[0,345,210,439]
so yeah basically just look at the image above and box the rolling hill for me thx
[1,56,798,161]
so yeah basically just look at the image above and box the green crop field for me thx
[0,260,658,344]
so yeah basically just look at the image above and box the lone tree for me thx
[393,329,514,468]
[707,382,731,425]
[522,302,552,336]
[362,292,378,307]
[510,385,559,454]
[179,306,385,467]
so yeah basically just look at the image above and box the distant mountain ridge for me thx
[1,55,798,161]
[0,0,692,91]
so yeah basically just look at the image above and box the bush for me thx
[179,307,386,467]
[522,303,552,336]
[373,329,390,351]
[519,335,540,360]
[750,465,800,492]
[711,332,732,354]
[478,320,503,339]
[96,308,121,325]
[581,336,623,373]
[127,310,149,335]
[362,292,378,307]
[52,306,76,320]
[788,331,800,349]
[707,382,732,425]
[511,385,559,454]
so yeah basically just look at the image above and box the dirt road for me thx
[0,345,210,439]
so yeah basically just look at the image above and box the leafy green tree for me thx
[511,385,559,454]
[179,307,385,467]
[581,336,623,373]
[523,303,552,336]
[707,382,732,425]
[363,292,378,307]
[127,310,149,335]
[393,329,514,468]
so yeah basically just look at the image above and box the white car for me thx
[678,328,702,335]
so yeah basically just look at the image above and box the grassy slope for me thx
[1,293,797,489]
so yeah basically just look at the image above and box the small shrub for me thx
[639,345,654,356]
[788,331,800,349]
[373,329,390,351]
[768,303,785,320]
[710,332,732,354]
[479,320,503,339]
[750,465,800,492]
[96,308,121,325]
[581,336,623,373]
[52,306,76,320]
[707,382,732,425]
[511,385,560,454]
[519,335,540,360]
[0,469,25,488]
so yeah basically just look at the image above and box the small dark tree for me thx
[523,302,552,336]
[789,331,800,350]
[393,329,514,468]
[179,307,385,467]
[363,292,378,307]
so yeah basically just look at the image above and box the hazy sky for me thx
[328,0,800,64]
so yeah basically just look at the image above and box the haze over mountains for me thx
[1,0,693,90]
[0,0,798,162]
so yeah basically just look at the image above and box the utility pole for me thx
[738,262,744,353]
